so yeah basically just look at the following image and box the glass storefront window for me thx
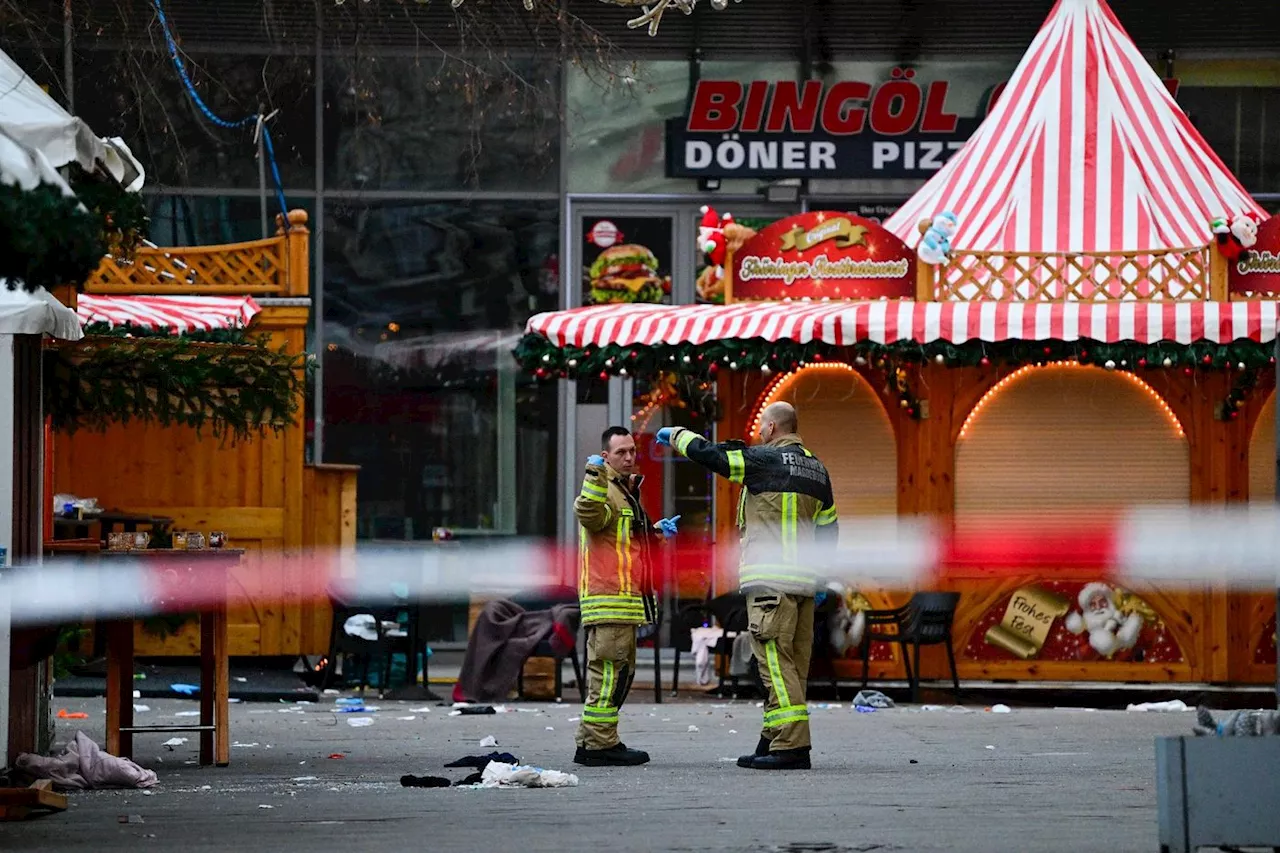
[323,54,559,192]
[145,195,313,246]
[321,200,559,539]
[74,49,316,190]
[566,60,799,194]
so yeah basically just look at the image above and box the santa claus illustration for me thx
[1064,583,1144,658]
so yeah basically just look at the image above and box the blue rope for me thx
[150,0,291,226]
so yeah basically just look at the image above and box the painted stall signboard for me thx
[730,211,915,301]
[1229,214,1280,296]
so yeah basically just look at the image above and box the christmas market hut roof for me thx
[882,0,1263,255]
[77,294,262,334]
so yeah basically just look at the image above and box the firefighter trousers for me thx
[575,623,638,750]
[747,590,814,751]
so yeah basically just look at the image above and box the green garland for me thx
[82,321,253,346]
[69,167,149,259]
[45,336,310,441]
[0,182,107,293]
[515,334,1277,384]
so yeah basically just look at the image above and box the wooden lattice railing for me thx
[86,210,310,298]
[924,245,1214,301]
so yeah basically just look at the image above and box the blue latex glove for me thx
[655,427,675,446]
[586,454,604,467]
[654,515,681,538]
[815,590,828,607]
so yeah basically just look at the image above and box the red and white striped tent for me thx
[77,294,262,333]
[526,301,1280,351]
[883,0,1264,258]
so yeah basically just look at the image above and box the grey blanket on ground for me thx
[16,731,158,790]
[457,600,579,702]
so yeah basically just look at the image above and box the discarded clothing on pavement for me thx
[15,731,158,790]
[457,761,578,789]
[852,689,895,709]
[445,751,519,769]
[401,775,451,788]
[1194,706,1280,737]
[454,599,579,703]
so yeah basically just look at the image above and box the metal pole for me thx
[258,104,269,239]
[1274,334,1280,705]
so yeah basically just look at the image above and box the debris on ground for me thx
[133,705,150,712]
[174,711,200,718]
[170,684,199,696]
[401,775,451,788]
[232,742,259,748]
[984,745,996,750]
[990,704,1012,714]
[56,710,88,720]
[327,754,345,760]
[479,735,498,747]
[117,814,145,824]
[409,707,433,714]
[257,804,273,809]
[346,717,374,728]
[161,738,187,749]
[688,726,699,732]
[396,716,417,721]
[456,761,578,789]
[16,732,157,790]
[852,690,895,709]
[855,706,876,714]
[1126,699,1190,713]
[1193,706,1280,736]
[445,752,519,769]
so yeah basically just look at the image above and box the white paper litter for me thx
[920,704,946,712]
[729,729,738,734]
[347,717,374,727]
[133,690,141,699]
[568,717,580,722]
[457,761,578,789]
[479,735,498,747]
[134,705,150,712]
[258,804,273,809]
[173,711,200,717]
[984,745,996,750]
[234,677,248,683]
[687,725,699,732]
[1126,699,1190,713]
[162,737,187,748]
[233,742,260,748]
[449,711,462,717]
[545,727,554,731]
[991,704,1012,714]
[396,716,417,721]
[323,689,341,695]
[409,707,433,713]
[292,776,318,782]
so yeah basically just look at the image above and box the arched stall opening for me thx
[747,362,904,680]
[951,362,1198,681]
[1246,393,1278,673]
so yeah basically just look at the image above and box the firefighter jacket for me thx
[574,461,658,626]
[668,429,838,596]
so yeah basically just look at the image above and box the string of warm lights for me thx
[749,362,862,437]
[957,362,1186,440]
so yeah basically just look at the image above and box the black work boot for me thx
[573,743,651,767]
[746,747,811,770]
[737,736,772,768]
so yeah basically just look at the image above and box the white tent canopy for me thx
[0,49,144,191]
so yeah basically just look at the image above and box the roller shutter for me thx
[1250,393,1275,503]
[955,364,1189,528]
[764,365,897,521]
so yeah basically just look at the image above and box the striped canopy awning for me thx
[526,301,1280,349]
[77,294,262,333]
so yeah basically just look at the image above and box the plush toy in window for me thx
[1211,213,1260,263]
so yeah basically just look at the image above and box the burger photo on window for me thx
[586,243,669,304]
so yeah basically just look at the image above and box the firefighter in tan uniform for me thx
[573,426,678,767]
[659,402,838,770]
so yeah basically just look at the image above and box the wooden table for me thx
[100,549,242,767]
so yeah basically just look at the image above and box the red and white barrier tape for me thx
[2,507,1278,626]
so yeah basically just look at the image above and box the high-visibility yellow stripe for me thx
[727,449,745,484]
[673,429,698,455]
[736,488,747,529]
[815,503,838,525]
[740,569,817,586]
[615,517,629,595]
[600,660,615,712]
[764,639,791,708]
[579,526,589,597]
[764,704,810,726]
[580,479,608,502]
[780,493,797,562]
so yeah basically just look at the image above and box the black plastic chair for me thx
[859,592,961,703]
[508,586,586,703]
[671,591,749,697]
[321,594,401,696]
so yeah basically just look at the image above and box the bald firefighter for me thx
[573,426,679,767]
[658,402,838,770]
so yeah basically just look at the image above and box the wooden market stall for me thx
[47,211,356,658]
[518,0,1278,687]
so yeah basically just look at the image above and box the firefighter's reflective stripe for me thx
[581,595,646,624]
[672,429,697,456]
[780,493,798,562]
[615,509,633,595]
[736,488,748,528]
[815,503,838,526]
[579,526,590,597]
[580,478,608,502]
[727,448,745,484]
[739,565,818,589]
[584,660,620,724]
[763,704,811,727]
[764,639,791,708]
